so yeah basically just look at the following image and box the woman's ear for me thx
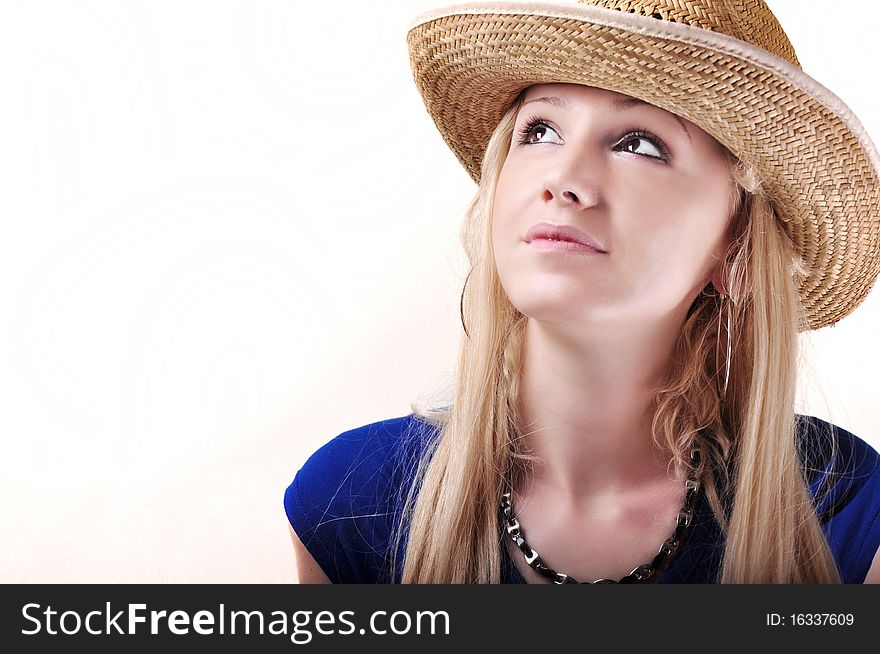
[710,267,727,296]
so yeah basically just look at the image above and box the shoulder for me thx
[796,414,879,460]
[291,413,438,499]
[283,413,441,583]
[795,415,880,496]
[796,414,880,583]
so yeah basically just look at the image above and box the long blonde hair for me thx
[393,90,842,583]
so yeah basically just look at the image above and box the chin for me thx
[503,291,593,324]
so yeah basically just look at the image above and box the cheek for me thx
[626,182,732,283]
[683,174,734,261]
[656,162,731,237]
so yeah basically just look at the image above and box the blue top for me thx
[284,413,880,583]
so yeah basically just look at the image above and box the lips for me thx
[524,222,607,253]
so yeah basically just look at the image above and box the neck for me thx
[516,314,686,500]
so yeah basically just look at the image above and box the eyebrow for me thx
[522,95,691,142]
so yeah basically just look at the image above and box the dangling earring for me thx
[716,292,732,399]
[460,267,472,339]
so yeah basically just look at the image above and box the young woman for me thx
[285,0,880,583]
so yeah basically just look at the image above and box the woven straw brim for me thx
[407,2,880,330]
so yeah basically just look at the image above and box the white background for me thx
[0,0,877,583]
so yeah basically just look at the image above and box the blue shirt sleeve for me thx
[801,416,880,583]
[283,414,431,583]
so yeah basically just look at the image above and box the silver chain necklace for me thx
[500,445,702,584]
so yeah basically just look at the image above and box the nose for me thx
[548,189,587,204]
[541,146,601,209]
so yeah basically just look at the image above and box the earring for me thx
[460,267,472,339]
[716,293,732,399]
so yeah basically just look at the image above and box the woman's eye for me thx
[517,120,561,145]
[618,133,667,160]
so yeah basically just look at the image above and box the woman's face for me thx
[492,83,734,328]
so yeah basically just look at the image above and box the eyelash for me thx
[514,115,671,162]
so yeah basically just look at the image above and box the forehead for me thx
[521,82,665,114]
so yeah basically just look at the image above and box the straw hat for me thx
[406,0,880,330]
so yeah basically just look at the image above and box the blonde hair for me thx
[392,90,842,583]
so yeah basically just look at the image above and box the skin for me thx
[289,525,331,583]
[867,548,880,583]
[491,83,734,571]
